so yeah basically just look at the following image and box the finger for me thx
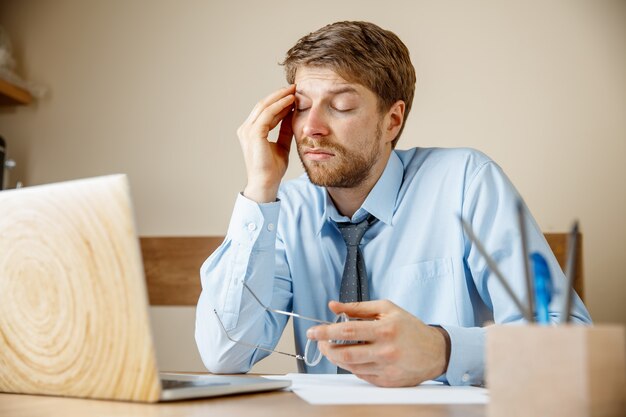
[247,85,296,124]
[307,320,377,342]
[359,372,411,388]
[275,110,294,152]
[247,85,294,123]
[268,103,293,133]
[317,342,381,377]
[318,342,376,366]
[253,94,295,133]
[343,362,380,376]
[355,373,386,387]
[328,299,396,318]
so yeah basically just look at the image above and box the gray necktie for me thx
[335,215,376,374]
[337,215,377,303]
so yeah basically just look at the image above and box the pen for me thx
[560,221,579,324]
[516,200,535,323]
[530,252,553,325]
[459,216,533,322]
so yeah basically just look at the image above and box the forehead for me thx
[294,66,369,97]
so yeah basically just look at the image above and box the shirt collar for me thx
[316,151,403,235]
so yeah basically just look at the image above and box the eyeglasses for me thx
[213,282,351,367]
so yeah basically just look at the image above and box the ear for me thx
[382,100,405,145]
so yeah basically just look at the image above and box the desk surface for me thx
[0,390,485,417]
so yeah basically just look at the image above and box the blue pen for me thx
[530,252,553,325]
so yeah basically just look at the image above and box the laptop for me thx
[0,175,290,402]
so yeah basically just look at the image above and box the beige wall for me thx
[1,0,624,374]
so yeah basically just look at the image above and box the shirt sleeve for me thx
[194,193,293,373]
[439,159,592,386]
[439,325,486,386]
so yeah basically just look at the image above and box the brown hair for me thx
[282,21,416,147]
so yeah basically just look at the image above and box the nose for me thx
[301,106,330,138]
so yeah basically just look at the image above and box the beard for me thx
[296,122,382,188]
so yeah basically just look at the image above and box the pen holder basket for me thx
[486,324,625,417]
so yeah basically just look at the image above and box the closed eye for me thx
[332,106,354,113]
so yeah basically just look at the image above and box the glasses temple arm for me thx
[212,309,304,360]
[243,282,333,324]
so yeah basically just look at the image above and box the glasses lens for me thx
[304,337,323,366]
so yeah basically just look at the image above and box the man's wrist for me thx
[431,325,451,377]
[243,183,279,204]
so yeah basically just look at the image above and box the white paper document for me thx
[264,373,489,405]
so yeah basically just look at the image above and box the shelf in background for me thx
[0,77,32,106]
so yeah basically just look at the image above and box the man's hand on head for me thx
[306,300,451,387]
[238,85,296,203]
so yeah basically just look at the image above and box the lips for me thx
[303,148,335,161]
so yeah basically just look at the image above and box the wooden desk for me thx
[0,390,485,417]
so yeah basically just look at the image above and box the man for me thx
[195,21,591,387]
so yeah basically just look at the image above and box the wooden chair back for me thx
[141,233,583,306]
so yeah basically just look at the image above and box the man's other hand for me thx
[307,300,451,387]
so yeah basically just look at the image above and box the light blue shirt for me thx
[195,147,591,386]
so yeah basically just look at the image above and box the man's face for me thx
[292,66,387,188]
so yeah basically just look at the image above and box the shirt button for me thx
[247,223,257,231]
[267,223,275,231]
[461,373,470,383]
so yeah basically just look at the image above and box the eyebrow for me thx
[295,86,360,97]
